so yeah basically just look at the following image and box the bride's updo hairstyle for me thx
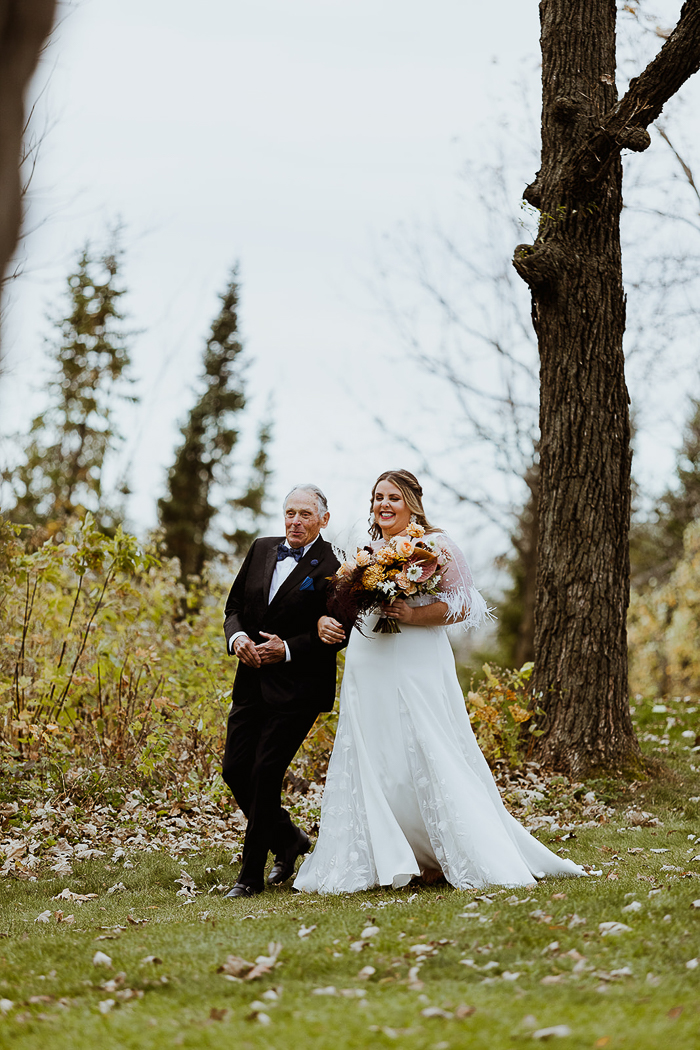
[369,469,439,540]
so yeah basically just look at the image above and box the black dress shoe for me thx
[267,829,311,885]
[225,882,263,899]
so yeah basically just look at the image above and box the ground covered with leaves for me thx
[0,695,699,1049]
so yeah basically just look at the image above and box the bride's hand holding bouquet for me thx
[326,522,450,634]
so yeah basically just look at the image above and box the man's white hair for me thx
[284,484,329,516]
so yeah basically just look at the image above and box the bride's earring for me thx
[410,514,417,524]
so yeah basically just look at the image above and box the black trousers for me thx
[221,682,318,888]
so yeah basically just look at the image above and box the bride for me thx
[293,469,584,893]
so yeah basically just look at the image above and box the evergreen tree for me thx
[631,397,700,586]
[4,240,134,531]
[495,462,538,667]
[224,417,273,557]
[159,269,271,579]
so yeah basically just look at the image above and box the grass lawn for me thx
[0,696,699,1049]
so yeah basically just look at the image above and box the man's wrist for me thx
[230,631,249,653]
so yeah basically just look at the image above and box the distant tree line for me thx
[1,238,271,589]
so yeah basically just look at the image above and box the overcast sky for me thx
[2,0,698,573]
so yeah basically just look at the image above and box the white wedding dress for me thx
[294,533,585,893]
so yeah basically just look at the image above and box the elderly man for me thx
[222,484,341,898]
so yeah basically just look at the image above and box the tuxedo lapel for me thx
[261,539,280,607]
[268,536,324,608]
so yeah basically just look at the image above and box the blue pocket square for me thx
[299,576,315,592]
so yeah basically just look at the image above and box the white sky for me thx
[1,0,699,577]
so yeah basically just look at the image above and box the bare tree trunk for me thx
[0,0,56,304]
[514,0,700,776]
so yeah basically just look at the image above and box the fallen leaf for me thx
[358,966,376,980]
[312,986,337,996]
[686,958,699,969]
[245,942,282,981]
[598,922,632,936]
[140,955,163,965]
[540,975,566,985]
[218,955,253,978]
[455,1004,476,1018]
[421,1006,453,1019]
[594,1039,610,1048]
[298,924,317,939]
[668,1005,684,1019]
[98,999,116,1014]
[106,882,126,895]
[92,951,112,968]
[53,888,98,902]
[34,911,52,924]
[116,988,143,1001]
[101,974,126,992]
[127,915,148,926]
[209,1007,228,1021]
[622,900,642,913]
[360,925,380,938]
[0,999,14,1014]
[532,1025,572,1039]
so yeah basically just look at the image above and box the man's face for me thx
[284,490,329,549]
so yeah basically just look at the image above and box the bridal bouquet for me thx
[328,523,450,634]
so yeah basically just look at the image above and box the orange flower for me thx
[394,537,414,560]
[375,545,396,565]
[406,521,425,538]
[362,565,385,588]
[395,571,409,589]
[355,549,371,567]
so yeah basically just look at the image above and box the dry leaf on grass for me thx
[53,888,97,902]
[218,955,254,979]
[34,911,52,924]
[92,951,112,968]
[598,922,632,936]
[98,999,115,1014]
[297,924,317,938]
[532,1025,572,1039]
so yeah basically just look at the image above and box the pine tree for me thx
[631,397,700,586]
[495,463,538,667]
[5,240,134,532]
[224,417,273,557]
[159,269,271,579]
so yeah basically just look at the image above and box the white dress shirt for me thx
[229,536,319,662]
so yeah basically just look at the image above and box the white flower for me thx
[406,564,422,582]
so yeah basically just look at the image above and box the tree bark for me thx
[513,0,700,776]
[0,0,56,306]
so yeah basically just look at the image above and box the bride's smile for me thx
[373,482,411,538]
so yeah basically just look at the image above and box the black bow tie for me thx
[277,543,304,563]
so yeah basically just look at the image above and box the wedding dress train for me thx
[294,534,585,894]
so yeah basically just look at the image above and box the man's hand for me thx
[234,635,262,668]
[318,615,345,645]
[255,632,286,665]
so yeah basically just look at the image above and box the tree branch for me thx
[575,0,700,187]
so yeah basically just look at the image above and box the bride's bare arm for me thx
[381,599,452,626]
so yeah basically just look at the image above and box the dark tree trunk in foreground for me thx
[0,0,56,306]
[513,0,700,776]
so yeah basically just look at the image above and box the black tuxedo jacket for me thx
[223,535,342,712]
